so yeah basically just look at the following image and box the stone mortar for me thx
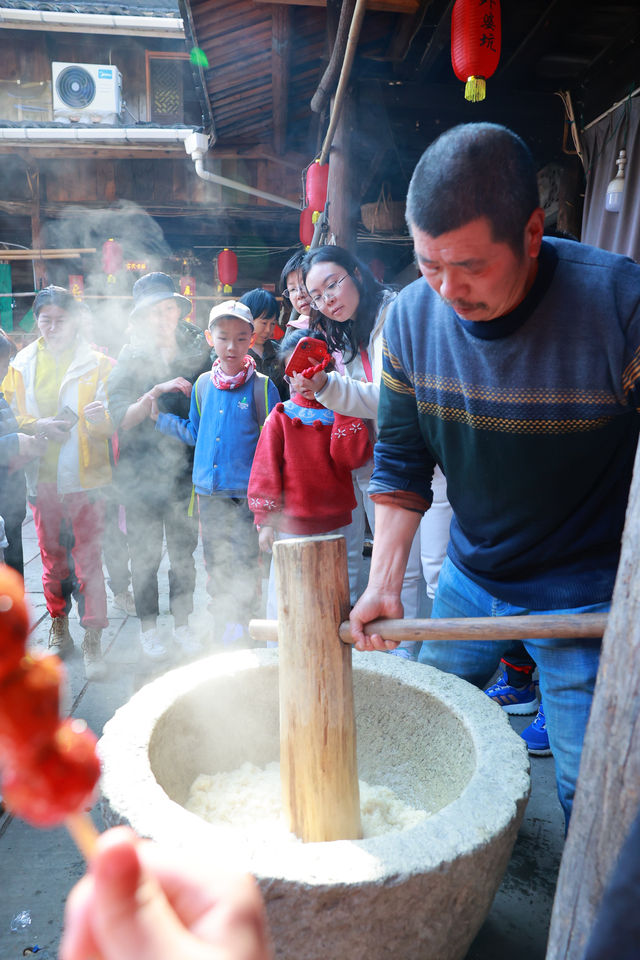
[99,649,530,960]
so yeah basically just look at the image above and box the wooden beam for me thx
[0,143,308,169]
[0,248,96,260]
[417,0,454,76]
[387,0,432,62]
[256,0,418,11]
[0,198,299,223]
[271,5,290,155]
[497,0,574,84]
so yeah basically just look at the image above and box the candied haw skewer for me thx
[0,565,100,859]
[2,718,101,828]
[0,565,30,681]
[0,653,63,763]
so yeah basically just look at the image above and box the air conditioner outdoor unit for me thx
[52,62,122,123]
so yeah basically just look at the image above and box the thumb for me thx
[90,830,202,960]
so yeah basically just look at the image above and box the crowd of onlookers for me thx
[0,240,553,762]
[0,248,449,682]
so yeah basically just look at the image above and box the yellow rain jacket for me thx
[4,337,113,495]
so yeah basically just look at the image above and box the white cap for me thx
[208,299,254,330]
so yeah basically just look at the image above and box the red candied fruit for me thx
[0,654,63,760]
[2,718,101,827]
[0,565,30,681]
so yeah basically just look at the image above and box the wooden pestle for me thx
[249,612,609,646]
[274,535,362,843]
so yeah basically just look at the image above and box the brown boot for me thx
[82,628,106,680]
[48,616,73,657]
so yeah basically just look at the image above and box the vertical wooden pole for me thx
[326,93,358,252]
[546,436,640,958]
[271,5,290,156]
[275,535,362,843]
[28,162,47,290]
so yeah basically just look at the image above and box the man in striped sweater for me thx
[348,122,640,826]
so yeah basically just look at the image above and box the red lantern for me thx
[451,0,501,102]
[68,275,84,301]
[217,248,238,294]
[299,207,315,249]
[102,239,123,283]
[179,276,196,323]
[306,159,329,212]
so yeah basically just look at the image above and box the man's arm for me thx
[348,322,437,649]
[349,501,421,650]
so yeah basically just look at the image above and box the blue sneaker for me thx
[485,670,539,715]
[520,702,552,756]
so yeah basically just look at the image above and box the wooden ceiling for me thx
[179,0,640,186]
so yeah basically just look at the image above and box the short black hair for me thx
[279,252,307,294]
[406,123,540,254]
[240,288,278,321]
[33,285,79,319]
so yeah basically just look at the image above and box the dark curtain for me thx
[581,95,640,262]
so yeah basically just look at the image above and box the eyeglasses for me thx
[282,286,309,301]
[309,275,348,310]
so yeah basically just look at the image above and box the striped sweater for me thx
[370,238,640,609]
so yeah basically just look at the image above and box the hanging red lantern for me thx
[217,248,238,294]
[451,0,501,103]
[306,159,329,212]
[299,207,315,249]
[102,239,123,283]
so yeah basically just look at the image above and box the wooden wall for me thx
[0,30,192,124]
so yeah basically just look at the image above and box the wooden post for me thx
[546,437,640,958]
[275,535,362,843]
[27,162,47,290]
[325,93,358,251]
[271,5,290,156]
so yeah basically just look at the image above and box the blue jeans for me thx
[421,556,608,826]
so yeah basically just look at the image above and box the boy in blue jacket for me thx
[153,300,279,646]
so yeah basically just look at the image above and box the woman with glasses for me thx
[291,245,451,657]
[279,252,313,330]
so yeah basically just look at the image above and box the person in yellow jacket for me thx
[4,285,113,678]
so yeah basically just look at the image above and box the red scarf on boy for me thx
[210,355,256,390]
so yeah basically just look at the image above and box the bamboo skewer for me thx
[65,811,100,860]
[249,612,609,646]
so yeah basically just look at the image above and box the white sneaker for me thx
[173,624,203,657]
[139,628,169,662]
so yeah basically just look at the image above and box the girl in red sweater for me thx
[248,330,372,618]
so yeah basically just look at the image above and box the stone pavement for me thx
[0,513,565,960]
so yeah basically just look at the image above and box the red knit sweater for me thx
[248,394,372,535]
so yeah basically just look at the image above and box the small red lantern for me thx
[306,159,329,212]
[68,275,84,301]
[217,248,238,294]
[451,0,501,102]
[102,239,123,283]
[299,207,315,249]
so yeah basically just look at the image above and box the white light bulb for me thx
[605,149,626,213]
